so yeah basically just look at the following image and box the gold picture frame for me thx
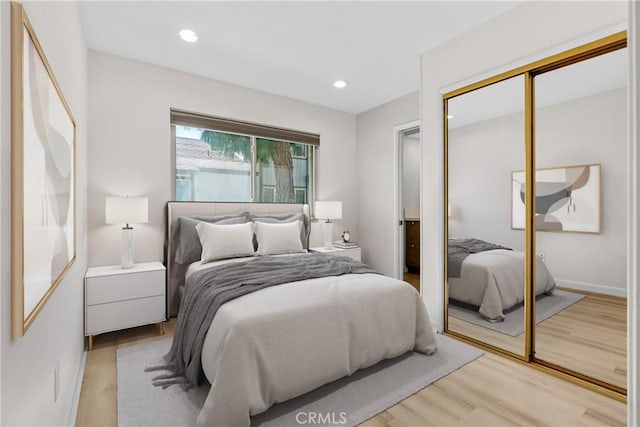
[11,2,77,339]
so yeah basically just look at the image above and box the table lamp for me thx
[105,196,148,268]
[315,201,342,250]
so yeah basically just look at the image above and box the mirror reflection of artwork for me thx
[511,164,600,233]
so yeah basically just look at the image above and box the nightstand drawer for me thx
[337,248,361,262]
[86,270,164,305]
[309,247,361,262]
[86,296,165,335]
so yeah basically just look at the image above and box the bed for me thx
[447,238,556,321]
[162,202,438,427]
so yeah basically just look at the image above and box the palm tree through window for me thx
[174,125,313,203]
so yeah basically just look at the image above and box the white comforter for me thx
[195,272,437,426]
[448,249,556,321]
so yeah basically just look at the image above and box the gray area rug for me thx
[448,289,586,336]
[117,334,482,427]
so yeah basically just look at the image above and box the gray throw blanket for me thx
[448,238,511,278]
[148,253,376,388]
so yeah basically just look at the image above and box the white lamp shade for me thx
[315,201,342,220]
[105,196,149,225]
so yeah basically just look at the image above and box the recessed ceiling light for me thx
[447,114,454,119]
[333,80,348,89]
[179,29,198,43]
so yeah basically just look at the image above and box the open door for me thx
[394,122,420,293]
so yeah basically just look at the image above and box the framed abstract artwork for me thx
[511,164,601,234]
[11,2,76,339]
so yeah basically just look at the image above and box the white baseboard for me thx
[556,279,627,298]
[431,321,443,334]
[67,350,87,426]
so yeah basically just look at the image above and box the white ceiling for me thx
[79,1,521,114]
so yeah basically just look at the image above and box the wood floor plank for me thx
[448,292,627,389]
[535,293,627,389]
[403,272,420,293]
[76,322,175,427]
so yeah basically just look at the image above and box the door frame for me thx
[392,120,420,285]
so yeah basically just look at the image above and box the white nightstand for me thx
[309,246,362,262]
[85,261,166,350]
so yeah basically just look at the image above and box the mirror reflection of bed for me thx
[445,45,627,391]
[446,74,527,356]
[447,238,555,323]
[446,237,574,355]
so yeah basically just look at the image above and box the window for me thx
[176,172,194,201]
[172,110,318,204]
[294,188,307,203]
[261,186,276,203]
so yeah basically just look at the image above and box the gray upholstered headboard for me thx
[166,202,311,317]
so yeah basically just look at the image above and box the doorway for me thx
[394,121,420,293]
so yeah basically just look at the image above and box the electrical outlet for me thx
[54,363,60,402]
[539,252,545,263]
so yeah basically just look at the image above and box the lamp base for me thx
[324,220,333,250]
[122,226,134,269]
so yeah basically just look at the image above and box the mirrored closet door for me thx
[446,75,527,358]
[444,31,627,397]
[532,47,628,392]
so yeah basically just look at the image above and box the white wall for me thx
[420,1,627,331]
[628,2,639,423]
[449,88,627,293]
[87,51,357,267]
[402,134,420,216]
[538,88,627,293]
[1,2,88,425]
[449,110,526,251]
[356,92,418,276]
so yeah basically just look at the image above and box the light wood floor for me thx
[448,311,524,355]
[76,318,625,426]
[362,351,626,427]
[536,292,627,389]
[448,291,627,389]
[403,272,420,293]
[76,321,176,426]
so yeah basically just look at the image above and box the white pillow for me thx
[255,220,305,256]
[195,221,255,263]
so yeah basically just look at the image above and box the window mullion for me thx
[251,136,257,202]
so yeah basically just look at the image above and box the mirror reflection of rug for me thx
[448,290,586,336]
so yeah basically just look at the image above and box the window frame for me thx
[171,114,316,205]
